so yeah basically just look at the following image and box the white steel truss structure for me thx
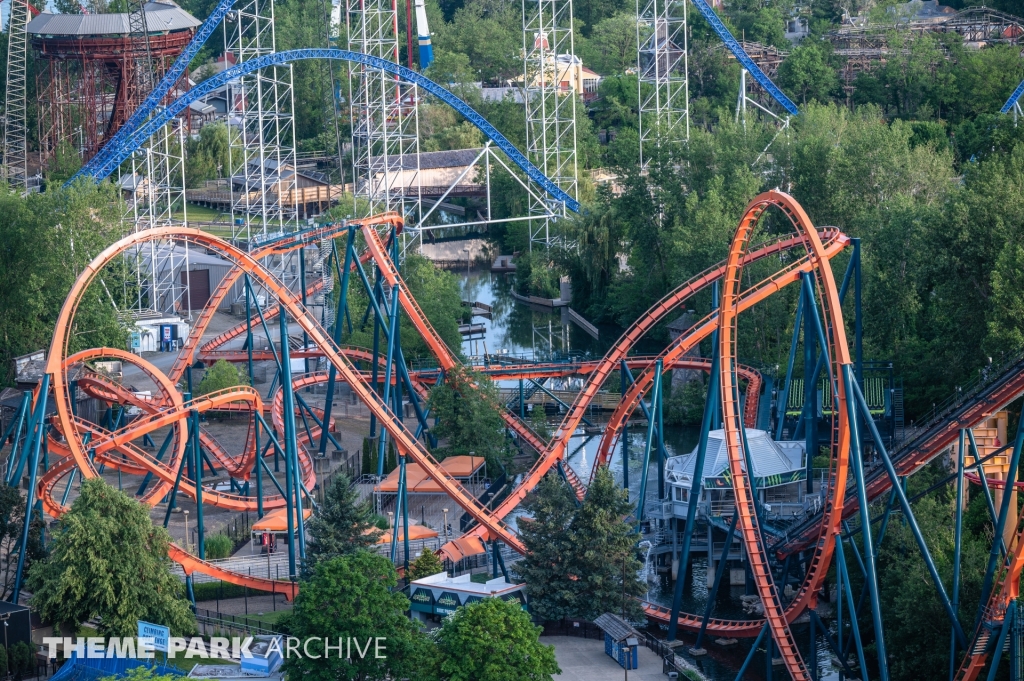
[522,0,578,249]
[346,0,422,249]
[636,0,688,166]
[3,0,30,189]
[226,0,301,290]
[122,119,193,315]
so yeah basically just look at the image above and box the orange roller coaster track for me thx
[40,192,862,672]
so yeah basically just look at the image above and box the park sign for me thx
[137,621,170,653]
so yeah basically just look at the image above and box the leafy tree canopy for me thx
[427,364,515,472]
[434,597,561,681]
[282,552,435,681]
[28,478,196,637]
[195,359,248,396]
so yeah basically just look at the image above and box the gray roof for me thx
[665,429,805,488]
[369,148,483,172]
[28,2,200,37]
[593,614,641,643]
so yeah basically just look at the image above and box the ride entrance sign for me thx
[138,621,170,653]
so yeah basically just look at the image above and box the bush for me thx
[195,360,248,396]
[407,550,444,580]
[204,534,234,560]
[10,641,32,678]
[0,644,9,675]
[192,581,249,601]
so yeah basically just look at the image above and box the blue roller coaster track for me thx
[71,0,800,205]
[688,0,799,116]
[75,48,580,213]
[1001,78,1024,114]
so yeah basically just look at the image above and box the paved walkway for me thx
[542,636,669,681]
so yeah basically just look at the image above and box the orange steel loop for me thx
[715,191,853,679]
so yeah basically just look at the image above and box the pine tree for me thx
[514,467,646,621]
[361,440,372,478]
[512,475,579,621]
[305,474,382,572]
[408,550,445,580]
[386,439,398,474]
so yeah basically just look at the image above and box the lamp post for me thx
[442,508,449,539]
[183,510,190,553]
[2,615,9,679]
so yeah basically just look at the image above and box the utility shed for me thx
[593,613,641,670]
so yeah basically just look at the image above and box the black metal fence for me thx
[195,608,283,637]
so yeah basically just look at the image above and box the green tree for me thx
[46,141,83,184]
[777,40,838,105]
[27,479,195,637]
[580,13,639,75]
[305,474,382,570]
[282,552,436,681]
[427,365,514,471]
[516,468,646,621]
[0,484,46,600]
[434,598,561,681]
[0,181,131,386]
[101,668,179,681]
[407,549,444,580]
[195,359,248,395]
[184,122,230,188]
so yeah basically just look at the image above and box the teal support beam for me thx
[968,429,1008,558]
[635,360,663,526]
[12,373,49,603]
[988,603,1016,681]
[951,429,966,681]
[978,411,1024,631]
[163,426,192,527]
[733,622,768,681]
[390,455,406,564]
[668,339,720,641]
[834,532,871,678]
[377,282,401,476]
[191,401,205,559]
[2,392,30,485]
[803,275,818,494]
[842,364,889,680]
[254,412,264,519]
[851,376,966,647]
[692,510,737,650]
[318,225,354,457]
[519,379,525,418]
[279,305,300,579]
[621,361,629,489]
[244,274,255,384]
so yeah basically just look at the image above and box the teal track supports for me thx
[668,343,721,641]
[968,429,1008,558]
[842,364,889,680]
[635,360,663,526]
[136,429,175,497]
[803,275,818,493]
[989,603,1016,681]
[254,413,264,519]
[2,392,30,485]
[163,427,192,527]
[280,305,301,579]
[245,274,255,384]
[733,622,768,681]
[376,281,400,476]
[11,373,49,603]
[951,429,966,681]
[693,511,737,650]
[191,402,205,559]
[390,455,406,565]
[318,225,354,458]
[978,411,1024,631]
[834,532,870,677]
[851,377,966,646]
[519,379,525,418]
[369,275,382,440]
[401,455,410,573]
[621,361,629,489]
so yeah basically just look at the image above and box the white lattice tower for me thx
[122,119,193,315]
[4,0,30,189]
[346,0,422,244]
[522,0,578,249]
[226,0,300,290]
[636,0,688,165]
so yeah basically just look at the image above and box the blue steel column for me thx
[369,273,382,440]
[851,377,965,646]
[834,532,870,676]
[635,360,663,525]
[244,274,255,382]
[803,275,818,494]
[190,398,205,559]
[951,429,966,681]
[668,342,720,642]
[318,225,355,457]
[390,455,406,564]
[279,305,299,579]
[657,372,665,500]
[12,373,49,603]
[621,361,629,489]
[842,364,889,680]
[376,282,400,476]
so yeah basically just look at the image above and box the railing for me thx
[195,608,284,637]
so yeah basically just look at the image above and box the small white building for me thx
[664,429,808,522]
[407,572,528,623]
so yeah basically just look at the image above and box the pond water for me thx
[457,264,847,680]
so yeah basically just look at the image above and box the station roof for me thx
[374,455,485,493]
[409,570,523,597]
[28,2,200,37]
[665,429,805,489]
